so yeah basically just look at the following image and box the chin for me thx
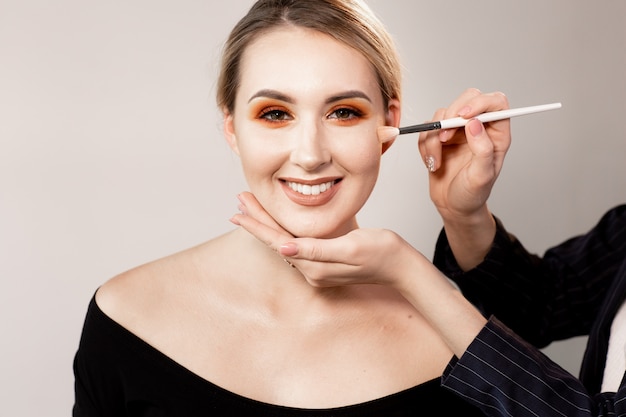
[281,218,355,239]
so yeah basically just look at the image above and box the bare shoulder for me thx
[95,257,165,325]
[95,252,180,330]
[95,232,234,333]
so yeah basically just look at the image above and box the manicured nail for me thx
[425,155,436,173]
[280,242,298,257]
[468,118,483,136]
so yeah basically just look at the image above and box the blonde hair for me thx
[216,0,401,113]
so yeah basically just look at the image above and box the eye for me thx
[259,108,292,122]
[328,107,363,121]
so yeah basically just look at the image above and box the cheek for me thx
[234,140,285,195]
[336,135,383,175]
[239,148,279,183]
[235,131,283,176]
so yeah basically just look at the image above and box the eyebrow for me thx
[248,89,372,105]
[248,89,294,104]
[325,90,372,104]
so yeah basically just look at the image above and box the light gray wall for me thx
[1,1,624,415]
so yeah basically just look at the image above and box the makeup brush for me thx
[377,102,562,143]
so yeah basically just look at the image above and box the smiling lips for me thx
[282,179,340,206]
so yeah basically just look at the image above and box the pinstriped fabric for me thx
[442,317,626,416]
[434,204,626,416]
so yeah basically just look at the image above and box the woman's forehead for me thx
[238,26,381,105]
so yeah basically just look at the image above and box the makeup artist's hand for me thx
[419,88,512,270]
[419,88,511,217]
[230,192,418,288]
[231,191,488,358]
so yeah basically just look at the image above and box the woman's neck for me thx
[227,227,347,302]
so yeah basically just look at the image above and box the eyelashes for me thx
[258,107,292,123]
[328,107,364,121]
[256,105,366,125]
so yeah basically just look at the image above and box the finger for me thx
[280,238,369,287]
[237,192,291,235]
[464,119,498,186]
[282,229,391,266]
[457,91,509,119]
[278,236,357,265]
[231,211,291,252]
[418,108,446,172]
[444,87,483,119]
[437,91,510,146]
[460,91,511,153]
[437,88,482,142]
[438,88,483,121]
[287,230,402,286]
[418,130,442,172]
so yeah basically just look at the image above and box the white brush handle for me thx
[439,102,562,129]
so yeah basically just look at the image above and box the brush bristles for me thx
[377,126,400,143]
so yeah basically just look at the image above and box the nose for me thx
[289,121,331,171]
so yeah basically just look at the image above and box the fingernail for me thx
[425,155,436,173]
[280,242,298,257]
[439,129,451,142]
[468,118,483,136]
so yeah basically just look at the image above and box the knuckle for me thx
[309,244,325,260]
[495,91,509,107]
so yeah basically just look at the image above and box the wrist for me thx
[441,206,496,271]
[440,204,493,230]
[391,240,440,295]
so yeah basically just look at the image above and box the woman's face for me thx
[224,26,399,238]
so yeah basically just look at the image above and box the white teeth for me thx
[287,181,334,196]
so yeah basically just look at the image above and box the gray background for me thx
[1,1,625,415]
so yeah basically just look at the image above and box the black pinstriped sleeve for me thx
[441,317,625,417]
[434,205,626,348]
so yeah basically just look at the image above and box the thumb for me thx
[464,119,496,184]
[279,241,300,257]
[279,237,350,264]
